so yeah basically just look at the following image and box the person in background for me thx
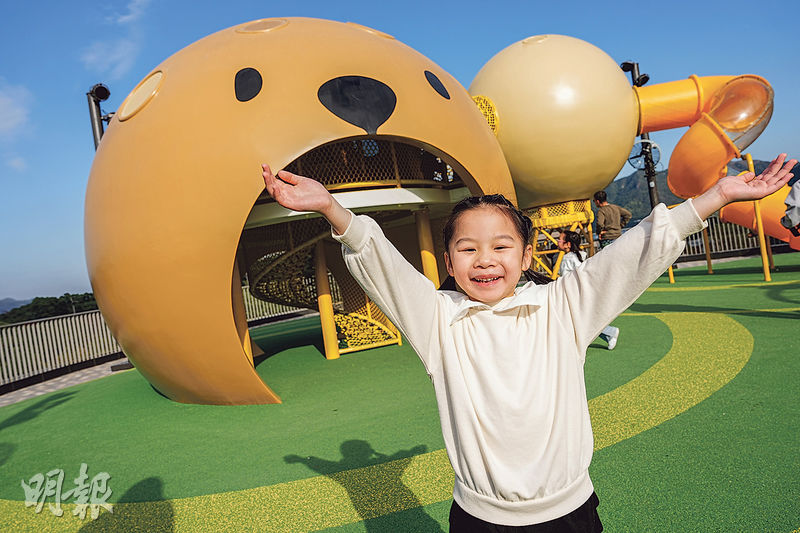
[593,190,632,249]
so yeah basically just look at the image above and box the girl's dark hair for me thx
[439,194,552,289]
[561,230,584,263]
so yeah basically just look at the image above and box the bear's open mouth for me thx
[242,137,472,334]
[256,137,466,200]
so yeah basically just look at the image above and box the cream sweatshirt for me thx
[332,200,705,525]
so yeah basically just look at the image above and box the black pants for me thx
[449,492,603,532]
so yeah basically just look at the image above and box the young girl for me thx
[262,154,795,532]
[557,230,618,350]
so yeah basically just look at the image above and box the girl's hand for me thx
[262,164,333,213]
[262,164,352,234]
[693,153,797,220]
[716,153,797,204]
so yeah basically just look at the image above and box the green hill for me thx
[0,292,97,325]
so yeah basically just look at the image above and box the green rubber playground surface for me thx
[1,253,798,532]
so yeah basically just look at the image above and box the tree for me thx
[0,293,98,325]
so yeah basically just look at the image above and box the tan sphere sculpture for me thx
[470,34,639,208]
[84,17,512,405]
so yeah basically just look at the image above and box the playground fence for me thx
[0,310,120,388]
[677,212,785,260]
[0,287,303,389]
[0,214,790,390]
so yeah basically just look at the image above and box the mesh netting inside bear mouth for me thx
[261,138,464,195]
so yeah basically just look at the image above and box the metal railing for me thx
[0,310,121,387]
[678,213,784,260]
[0,287,305,388]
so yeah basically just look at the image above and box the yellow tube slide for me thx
[720,187,800,251]
[635,75,773,199]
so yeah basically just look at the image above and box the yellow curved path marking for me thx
[590,312,752,450]
[0,312,755,532]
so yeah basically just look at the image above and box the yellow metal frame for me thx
[743,153,772,282]
[526,199,595,280]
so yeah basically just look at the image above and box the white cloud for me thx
[6,156,27,172]
[115,0,152,25]
[81,38,140,81]
[0,81,33,139]
[82,0,151,80]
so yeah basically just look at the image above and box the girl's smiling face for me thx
[444,206,533,305]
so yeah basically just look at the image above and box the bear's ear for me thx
[424,70,449,100]
[235,68,262,102]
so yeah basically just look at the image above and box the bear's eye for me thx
[425,70,449,100]
[235,68,262,102]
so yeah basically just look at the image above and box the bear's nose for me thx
[318,76,396,135]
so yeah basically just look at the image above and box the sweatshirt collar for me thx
[446,282,546,325]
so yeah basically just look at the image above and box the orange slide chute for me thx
[720,188,800,251]
[634,75,774,199]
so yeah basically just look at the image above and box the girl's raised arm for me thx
[262,164,441,374]
[556,153,795,354]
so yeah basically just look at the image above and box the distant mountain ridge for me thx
[0,298,33,314]
[601,158,772,222]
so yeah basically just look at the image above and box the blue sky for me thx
[1,0,798,300]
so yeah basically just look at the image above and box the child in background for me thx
[262,154,795,532]
[557,230,618,350]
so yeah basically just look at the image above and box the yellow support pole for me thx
[415,208,440,287]
[745,153,772,282]
[315,241,340,359]
[667,265,675,284]
[701,227,713,274]
[551,251,565,280]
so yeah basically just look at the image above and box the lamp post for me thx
[86,83,113,150]
[86,83,134,371]
[621,61,659,209]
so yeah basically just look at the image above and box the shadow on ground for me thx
[628,302,800,320]
[285,439,443,532]
[78,477,173,533]
[0,391,77,433]
[671,261,800,278]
